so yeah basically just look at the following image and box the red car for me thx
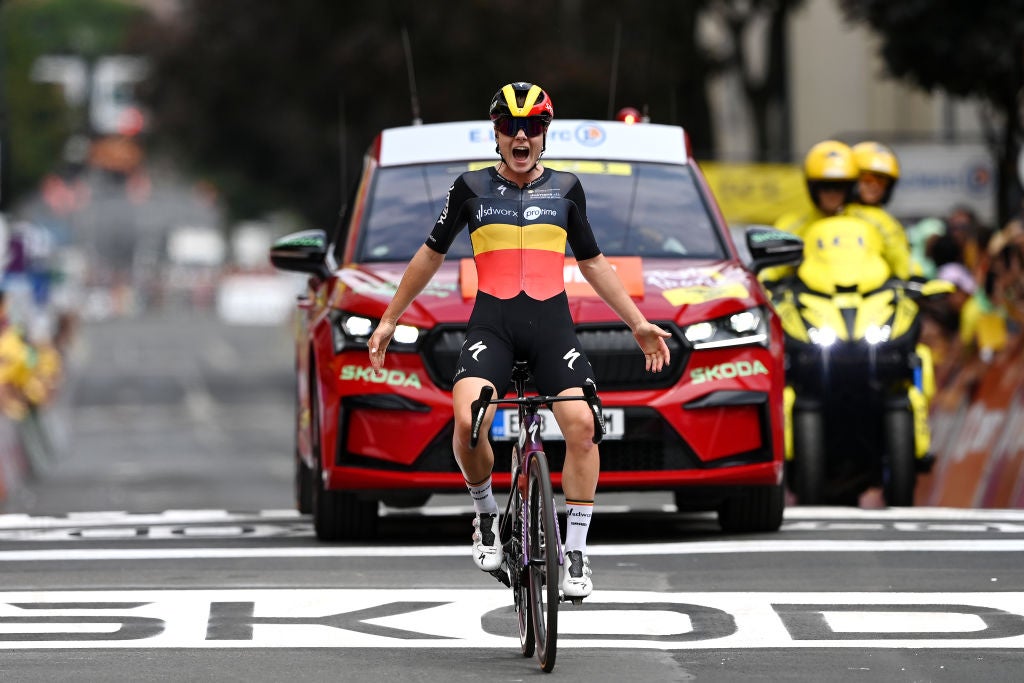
[270,119,802,540]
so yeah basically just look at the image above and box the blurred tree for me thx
[707,0,806,162]
[840,0,1024,225]
[139,1,729,228]
[0,0,148,204]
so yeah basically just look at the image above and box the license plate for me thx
[490,408,624,441]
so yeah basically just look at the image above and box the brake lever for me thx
[582,384,606,445]
[469,385,494,449]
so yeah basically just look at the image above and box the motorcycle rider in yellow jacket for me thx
[850,141,916,278]
[764,140,911,282]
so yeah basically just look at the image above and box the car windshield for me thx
[355,160,726,262]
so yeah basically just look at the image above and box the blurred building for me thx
[708,0,993,226]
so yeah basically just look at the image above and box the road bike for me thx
[469,361,605,672]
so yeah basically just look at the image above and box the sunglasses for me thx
[495,116,547,138]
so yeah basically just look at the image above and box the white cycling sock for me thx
[466,476,498,515]
[564,500,594,554]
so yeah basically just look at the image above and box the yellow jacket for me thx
[762,204,911,282]
[843,204,912,279]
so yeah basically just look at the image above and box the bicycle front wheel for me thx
[510,456,534,658]
[527,451,558,672]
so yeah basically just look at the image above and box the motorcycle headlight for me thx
[808,326,837,347]
[683,307,769,349]
[864,324,892,345]
[330,312,421,353]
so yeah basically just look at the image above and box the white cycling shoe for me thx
[471,513,503,571]
[560,550,593,599]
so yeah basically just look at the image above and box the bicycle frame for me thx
[513,401,564,574]
[468,361,606,671]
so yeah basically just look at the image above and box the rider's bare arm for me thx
[369,244,445,370]
[577,253,671,372]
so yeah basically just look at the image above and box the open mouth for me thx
[512,146,529,162]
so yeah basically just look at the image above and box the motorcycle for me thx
[766,216,953,505]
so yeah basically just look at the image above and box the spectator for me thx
[932,232,976,322]
[959,223,1024,363]
[918,231,973,387]
[907,217,946,279]
[946,204,986,274]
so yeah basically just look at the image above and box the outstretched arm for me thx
[368,244,445,370]
[577,253,671,372]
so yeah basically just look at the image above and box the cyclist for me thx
[367,82,671,599]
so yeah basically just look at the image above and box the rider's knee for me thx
[560,417,597,455]
[452,417,475,452]
[555,400,592,437]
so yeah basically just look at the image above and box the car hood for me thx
[335,257,766,328]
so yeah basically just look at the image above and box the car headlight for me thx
[330,312,421,353]
[683,307,769,349]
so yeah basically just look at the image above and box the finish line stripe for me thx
[1,539,1023,562]
[2,506,1024,531]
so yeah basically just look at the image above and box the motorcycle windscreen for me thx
[797,216,890,294]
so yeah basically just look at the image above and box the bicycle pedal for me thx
[488,568,511,588]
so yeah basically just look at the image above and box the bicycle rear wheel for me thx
[527,451,558,672]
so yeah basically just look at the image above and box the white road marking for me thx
[2,506,1023,530]
[0,510,301,530]
[782,508,1024,521]
[0,590,1021,649]
[0,539,1023,562]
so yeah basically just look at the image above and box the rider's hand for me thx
[634,322,672,373]
[368,321,396,371]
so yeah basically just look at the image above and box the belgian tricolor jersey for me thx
[426,166,601,300]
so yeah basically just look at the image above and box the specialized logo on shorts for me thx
[523,205,558,221]
[563,348,581,370]
[468,341,487,361]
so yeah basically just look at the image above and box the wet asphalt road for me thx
[0,310,1022,682]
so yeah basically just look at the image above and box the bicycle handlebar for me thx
[468,385,606,449]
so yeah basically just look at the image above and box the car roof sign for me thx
[378,119,689,167]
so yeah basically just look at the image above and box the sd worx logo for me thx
[476,205,517,222]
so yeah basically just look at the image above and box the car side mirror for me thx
[269,229,333,279]
[745,226,804,274]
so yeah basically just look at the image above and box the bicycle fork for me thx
[519,412,564,576]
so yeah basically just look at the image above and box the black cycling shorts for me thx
[453,291,597,396]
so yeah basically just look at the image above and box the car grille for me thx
[421,323,686,391]
[337,407,773,474]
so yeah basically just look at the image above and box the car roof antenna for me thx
[401,26,423,126]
